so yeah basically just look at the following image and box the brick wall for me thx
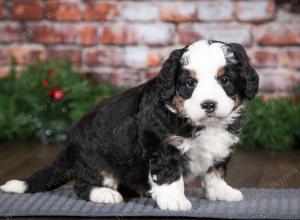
[0,0,299,95]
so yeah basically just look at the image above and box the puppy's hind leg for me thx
[74,165,123,204]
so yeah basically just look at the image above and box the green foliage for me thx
[291,83,300,96]
[0,59,118,144]
[240,97,300,150]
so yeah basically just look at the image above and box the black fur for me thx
[158,47,188,103]
[12,41,259,203]
[226,43,259,100]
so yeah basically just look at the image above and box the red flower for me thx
[53,89,64,101]
[49,89,64,101]
[49,69,57,77]
[42,79,49,88]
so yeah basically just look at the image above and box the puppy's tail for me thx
[0,147,74,194]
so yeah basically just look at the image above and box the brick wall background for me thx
[0,0,299,95]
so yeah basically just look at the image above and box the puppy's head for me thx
[158,40,259,126]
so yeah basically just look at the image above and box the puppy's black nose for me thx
[201,100,217,113]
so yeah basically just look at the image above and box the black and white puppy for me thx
[0,40,259,211]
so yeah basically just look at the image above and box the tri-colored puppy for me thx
[1,40,259,211]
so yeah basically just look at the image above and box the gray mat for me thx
[0,187,300,219]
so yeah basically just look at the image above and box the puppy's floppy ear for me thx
[244,60,259,100]
[157,48,186,102]
[228,43,259,100]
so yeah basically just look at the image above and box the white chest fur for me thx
[178,124,239,181]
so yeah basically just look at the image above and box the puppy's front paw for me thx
[89,187,123,204]
[206,185,243,202]
[156,193,192,211]
[149,175,191,211]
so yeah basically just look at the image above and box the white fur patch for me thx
[0,180,27,193]
[179,123,237,183]
[183,40,226,75]
[149,175,191,211]
[89,187,123,204]
[165,104,177,113]
[181,40,235,125]
[204,172,243,202]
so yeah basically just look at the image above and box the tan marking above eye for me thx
[187,69,197,80]
[217,66,225,77]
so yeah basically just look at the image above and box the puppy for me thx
[0,40,259,211]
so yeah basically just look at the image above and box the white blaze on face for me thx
[182,40,235,124]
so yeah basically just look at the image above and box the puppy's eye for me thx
[219,77,230,86]
[186,79,196,88]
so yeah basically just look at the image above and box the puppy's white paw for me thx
[149,175,191,211]
[89,187,123,204]
[156,193,192,211]
[206,185,243,202]
[0,180,27,193]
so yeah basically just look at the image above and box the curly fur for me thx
[0,40,259,211]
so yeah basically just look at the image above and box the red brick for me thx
[0,0,4,18]
[27,24,76,44]
[46,1,81,21]
[178,24,252,46]
[247,49,278,68]
[77,26,98,46]
[121,2,159,21]
[96,70,143,87]
[0,66,9,78]
[0,48,7,65]
[236,0,275,23]
[144,70,159,80]
[280,49,300,68]
[259,70,300,92]
[0,0,297,96]
[101,25,136,45]
[8,45,46,65]
[123,47,162,68]
[83,2,117,21]
[179,24,199,44]
[147,50,161,67]
[101,24,175,46]
[84,47,124,67]
[197,1,234,21]
[11,1,44,20]
[0,23,22,43]
[161,3,197,22]
[254,24,300,46]
[47,47,82,66]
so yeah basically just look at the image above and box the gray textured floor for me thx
[0,187,300,219]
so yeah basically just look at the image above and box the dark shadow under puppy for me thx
[0,40,259,211]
